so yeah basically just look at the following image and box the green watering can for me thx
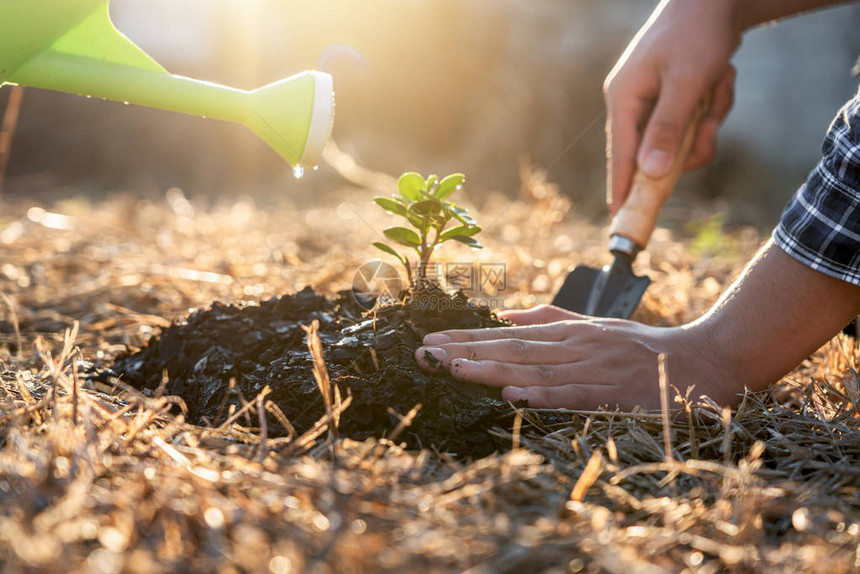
[0,0,335,172]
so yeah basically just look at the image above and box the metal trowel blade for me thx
[551,257,650,319]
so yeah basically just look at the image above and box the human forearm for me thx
[733,0,855,32]
[685,240,860,392]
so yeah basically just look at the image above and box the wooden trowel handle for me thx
[609,110,703,250]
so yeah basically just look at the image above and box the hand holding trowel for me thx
[552,108,703,319]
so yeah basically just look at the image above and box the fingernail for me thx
[423,333,451,345]
[418,347,446,368]
[504,386,528,401]
[642,149,670,176]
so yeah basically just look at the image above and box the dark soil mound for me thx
[108,286,518,457]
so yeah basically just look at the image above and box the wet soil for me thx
[108,286,519,457]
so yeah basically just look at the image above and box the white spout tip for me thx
[302,71,334,168]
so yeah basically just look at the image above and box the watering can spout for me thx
[0,0,334,168]
[248,72,334,170]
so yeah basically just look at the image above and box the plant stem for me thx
[419,222,430,282]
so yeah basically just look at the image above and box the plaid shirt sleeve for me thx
[774,89,860,286]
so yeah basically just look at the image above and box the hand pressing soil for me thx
[107,285,522,457]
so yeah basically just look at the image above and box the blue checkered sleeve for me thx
[774,89,860,285]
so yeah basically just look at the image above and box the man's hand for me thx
[605,0,741,214]
[605,0,851,214]
[415,305,737,411]
[416,242,860,411]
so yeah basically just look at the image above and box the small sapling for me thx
[373,172,482,286]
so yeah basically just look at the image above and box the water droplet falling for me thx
[292,165,305,179]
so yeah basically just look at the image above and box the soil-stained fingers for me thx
[448,359,628,410]
[415,338,582,372]
[447,358,606,389]
[422,321,574,346]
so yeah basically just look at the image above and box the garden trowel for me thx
[552,118,699,318]
[0,0,334,170]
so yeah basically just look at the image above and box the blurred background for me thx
[2,0,860,226]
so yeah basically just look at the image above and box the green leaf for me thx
[406,212,425,229]
[384,226,421,247]
[448,205,478,226]
[409,198,443,217]
[373,197,407,216]
[397,172,425,202]
[451,236,483,249]
[373,242,406,264]
[424,175,438,192]
[435,173,465,200]
[438,225,482,242]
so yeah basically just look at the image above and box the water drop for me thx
[312,165,319,171]
[123,101,129,105]
[292,165,305,179]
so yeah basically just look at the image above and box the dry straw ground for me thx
[1,164,859,572]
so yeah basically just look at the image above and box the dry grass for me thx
[1,167,859,572]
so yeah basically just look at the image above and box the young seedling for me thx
[373,172,482,286]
